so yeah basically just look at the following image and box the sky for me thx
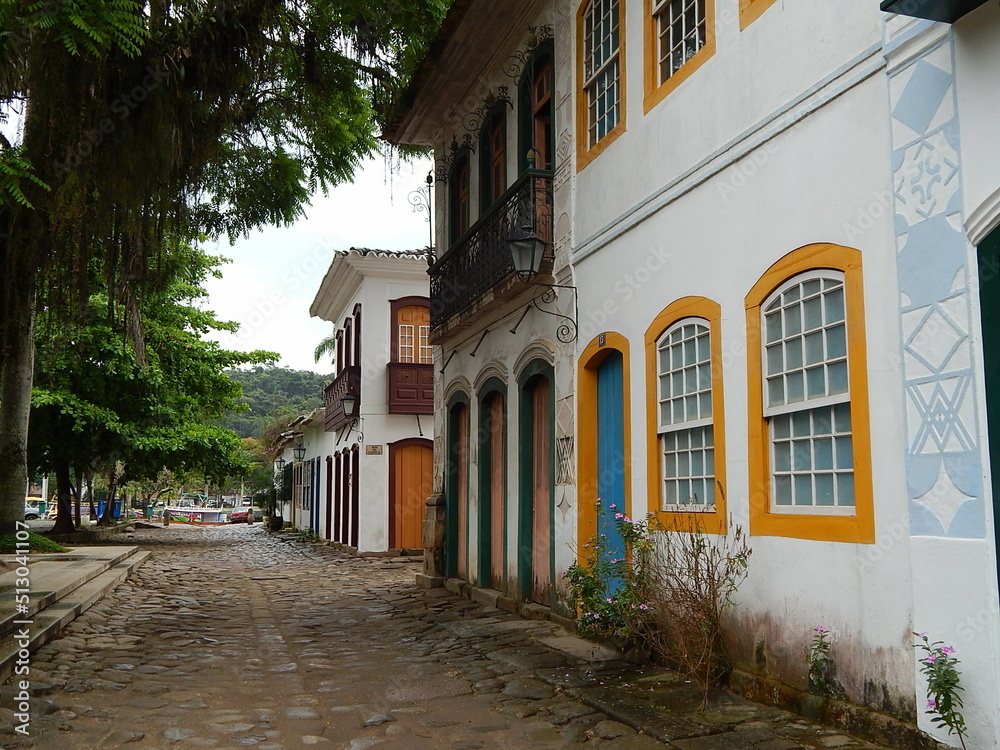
[202,155,434,374]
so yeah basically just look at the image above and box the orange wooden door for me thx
[531,378,552,604]
[391,441,433,550]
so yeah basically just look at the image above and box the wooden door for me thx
[531,378,552,604]
[597,352,626,592]
[456,404,469,578]
[390,440,433,550]
[479,393,506,590]
[977,227,1000,601]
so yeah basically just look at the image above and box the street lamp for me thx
[293,444,306,462]
[341,392,358,419]
[275,457,286,471]
[508,222,546,281]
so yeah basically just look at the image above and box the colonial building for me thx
[385,1,579,611]
[387,0,1000,745]
[303,248,435,554]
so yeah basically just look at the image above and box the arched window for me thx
[644,297,727,534]
[746,243,874,544]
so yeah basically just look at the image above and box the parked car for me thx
[228,507,253,523]
[23,506,40,520]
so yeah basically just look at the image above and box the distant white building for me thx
[286,248,436,554]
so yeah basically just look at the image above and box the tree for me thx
[314,326,338,366]
[0,0,448,531]
[29,243,273,531]
[220,366,330,438]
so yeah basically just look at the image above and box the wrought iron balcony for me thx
[387,362,434,415]
[324,365,360,432]
[429,169,553,334]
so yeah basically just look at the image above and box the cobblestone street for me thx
[1,526,898,750]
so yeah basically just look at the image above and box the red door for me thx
[531,378,552,604]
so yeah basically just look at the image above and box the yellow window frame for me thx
[644,297,727,535]
[577,0,627,171]
[739,0,781,29]
[745,243,875,544]
[643,0,716,114]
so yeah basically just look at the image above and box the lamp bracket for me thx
[509,281,578,343]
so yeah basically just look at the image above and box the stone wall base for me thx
[729,670,947,750]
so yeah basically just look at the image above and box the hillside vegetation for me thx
[224,367,331,438]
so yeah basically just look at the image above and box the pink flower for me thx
[614,513,624,519]
[815,626,829,633]
[927,699,937,710]
[942,646,955,655]
[923,656,938,664]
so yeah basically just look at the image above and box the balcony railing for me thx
[429,169,552,332]
[324,365,360,432]
[387,362,434,415]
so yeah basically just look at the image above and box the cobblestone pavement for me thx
[1,525,898,750]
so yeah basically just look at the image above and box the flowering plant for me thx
[914,632,967,748]
[806,626,833,695]
[564,502,656,643]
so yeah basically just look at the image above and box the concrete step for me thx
[0,547,138,640]
[0,549,150,683]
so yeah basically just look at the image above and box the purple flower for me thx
[608,504,617,509]
[919,632,927,639]
[815,626,829,633]
[927,698,937,710]
[614,513,624,519]
[923,656,938,664]
[942,646,955,655]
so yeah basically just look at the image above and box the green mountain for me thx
[223,366,331,438]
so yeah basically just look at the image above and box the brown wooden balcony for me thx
[429,170,552,336]
[387,362,434,415]
[324,365,360,432]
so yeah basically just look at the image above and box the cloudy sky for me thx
[202,155,434,374]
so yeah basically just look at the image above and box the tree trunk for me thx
[0,271,37,534]
[73,467,82,529]
[50,461,76,534]
[98,468,118,527]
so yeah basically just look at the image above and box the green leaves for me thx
[0,147,48,208]
[914,632,968,746]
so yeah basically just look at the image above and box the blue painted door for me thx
[596,352,626,590]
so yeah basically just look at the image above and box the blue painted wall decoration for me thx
[886,25,985,538]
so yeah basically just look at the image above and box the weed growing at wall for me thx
[806,626,834,696]
[914,632,968,749]
[566,503,751,688]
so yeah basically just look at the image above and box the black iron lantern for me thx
[341,392,358,419]
[508,222,546,279]
[293,444,306,462]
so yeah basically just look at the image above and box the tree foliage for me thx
[0,0,450,529]
[28,243,274,530]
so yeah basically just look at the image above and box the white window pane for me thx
[774,442,791,471]
[766,344,783,376]
[664,451,677,477]
[804,331,824,365]
[834,402,852,432]
[828,360,849,394]
[837,473,855,506]
[803,296,823,330]
[698,334,710,360]
[786,338,803,370]
[806,366,826,398]
[794,474,813,505]
[773,414,790,438]
[765,312,782,343]
[792,440,812,471]
[815,474,835,506]
[775,476,793,505]
[768,377,784,406]
[803,279,821,297]
[784,306,802,336]
[826,324,847,359]
[814,438,833,470]
[787,371,805,403]
[792,410,811,437]
[700,392,712,419]
[836,436,854,470]
[826,287,845,323]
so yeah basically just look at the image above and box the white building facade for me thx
[302,248,435,554]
